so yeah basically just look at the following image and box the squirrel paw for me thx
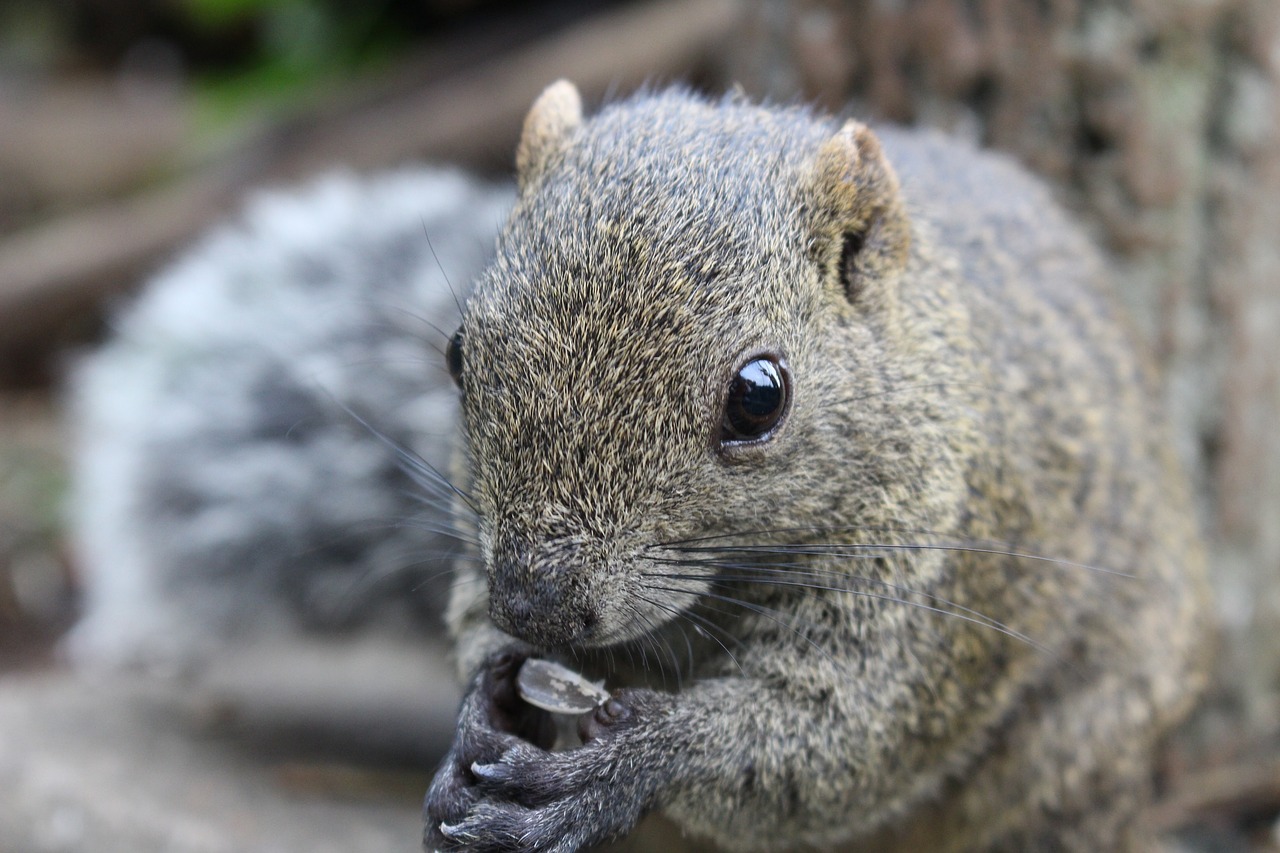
[425,683,664,853]
[423,649,555,850]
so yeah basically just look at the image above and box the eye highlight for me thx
[446,328,464,388]
[720,355,790,447]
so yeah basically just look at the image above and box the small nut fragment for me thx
[516,658,610,714]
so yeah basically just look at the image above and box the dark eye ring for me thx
[446,327,464,387]
[720,354,790,447]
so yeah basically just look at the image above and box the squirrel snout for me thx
[488,574,599,649]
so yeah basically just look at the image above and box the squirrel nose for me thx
[488,575,598,648]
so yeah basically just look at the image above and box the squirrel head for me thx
[453,84,925,652]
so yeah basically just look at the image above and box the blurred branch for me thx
[0,0,736,379]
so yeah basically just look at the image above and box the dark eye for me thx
[446,328,464,387]
[721,355,790,446]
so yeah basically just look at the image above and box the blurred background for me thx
[1,0,1278,850]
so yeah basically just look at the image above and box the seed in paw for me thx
[517,658,610,714]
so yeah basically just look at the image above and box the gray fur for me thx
[423,87,1209,852]
[67,168,513,668]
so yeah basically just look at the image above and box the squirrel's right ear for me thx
[806,122,911,309]
[516,80,583,193]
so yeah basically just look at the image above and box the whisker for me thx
[325,508,477,549]
[334,400,480,515]
[392,518,480,547]
[421,226,465,318]
[411,562,480,595]
[630,605,680,690]
[659,536,1132,580]
[337,557,454,602]
[644,567,1057,662]
[396,479,468,504]
[397,455,478,516]
[662,606,696,685]
[376,300,455,346]
[673,588,944,699]
[633,622,652,673]
[622,635,638,674]
[646,559,997,691]
[446,572,484,598]
[398,488,477,524]
[643,583,841,671]
[647,584,829,642]
[650,556,1020,637]
[636,593,747,678]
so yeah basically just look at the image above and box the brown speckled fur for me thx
[423,83,1209,853]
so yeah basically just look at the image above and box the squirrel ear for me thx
[516,80,583,193]
[807,121,911,306]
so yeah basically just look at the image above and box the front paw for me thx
[423,650,556,850]
[435,688,666,853]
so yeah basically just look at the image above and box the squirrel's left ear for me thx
[516,80,583,193]
[806,121,910,308]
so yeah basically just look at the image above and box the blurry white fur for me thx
[66,167,512,669]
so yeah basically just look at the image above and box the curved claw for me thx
[470,761,506,781]
[469,743,569,805]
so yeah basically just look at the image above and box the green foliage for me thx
[180,0,408,132]
[182,0,296,28]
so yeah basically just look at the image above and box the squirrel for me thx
[419,83,1210,852]
[63,82,1209,851]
